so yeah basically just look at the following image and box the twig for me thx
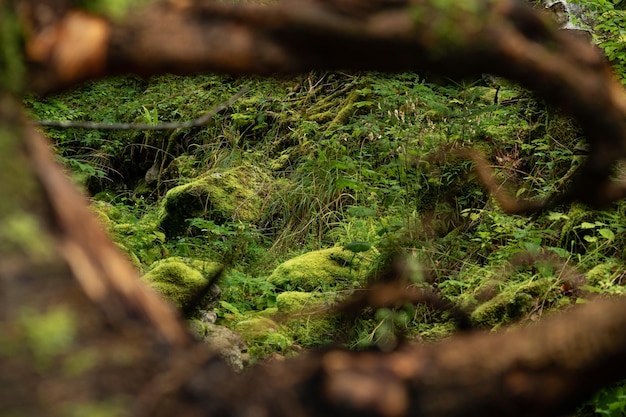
[31,86,249,130]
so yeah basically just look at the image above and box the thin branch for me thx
[32,86,249,130]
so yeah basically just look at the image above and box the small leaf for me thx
[346,206,377,218]
[343,241,372,253]
[547,211,569,221]
[599,228,615,240]
[336,178,365,191]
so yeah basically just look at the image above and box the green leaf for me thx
[547,211,569,221]
[336,178,365,191]
[346,206,377,218]
[219,301,241,315]
[343,241,372,253]
[599,228,615,240]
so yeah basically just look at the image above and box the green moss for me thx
[470,278,553,329]
[149,256,223,276]
[158,165,271,238]
[235,316,280,334]
[267,247,376,291]
[19,307,77,369]
[0,6,25,92]
[235,316,293,358]
[142,260,211,308]
[0,213,55,261]
[585,262,626,295]
[327,90,359,131]
[276,291,337,347]
[586,263,616,286]
[417,321,457,341]
[275,291,331,314]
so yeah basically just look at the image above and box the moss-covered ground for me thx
[26,70,626,415]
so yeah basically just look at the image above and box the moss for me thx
[585,262,626,295]
[148,256,223,276]
[235,316,280,335]
[586,262,616,287]
[158,164,271,238]
[142,260,212,309]
[267,247,376,291]
[0,7,25,92]
[417,321,457,341]
[235,316,293,358]
[327,90,360,131]
[256,307,279,317]
[275,291,331,314]
[276,291,337,347]
[19,307,77,369]
[470,278,553,329]
[1,213,55,261]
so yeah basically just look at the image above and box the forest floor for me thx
[26,71,626,416]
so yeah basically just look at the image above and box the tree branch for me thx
[6,1,626,417]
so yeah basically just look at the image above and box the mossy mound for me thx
[235,316,293,358]
[148,256,223,276]
[267,247,376,291]
[470,278,554,329]
[276,291,338,347]
[158,164,271,238]
[586,262,626,295]
[276,291,332,314]
[142,257,222,310]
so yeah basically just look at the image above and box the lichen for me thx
[267,247,376,291]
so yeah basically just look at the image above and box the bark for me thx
[3,1,626,416]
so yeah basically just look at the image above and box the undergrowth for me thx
[26,65,626,414]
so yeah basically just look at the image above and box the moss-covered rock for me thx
[142,258,222,310]
[470,278,553,329]
[190,320,249,372]
[276,291,338,347]
[235,316,294,359]
[158,164,271,238]
[275,291,329,314]
[148,256,223,277]
[267,247,376,291]
[585,262,626,295]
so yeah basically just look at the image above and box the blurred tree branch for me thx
[3,1,626,416]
